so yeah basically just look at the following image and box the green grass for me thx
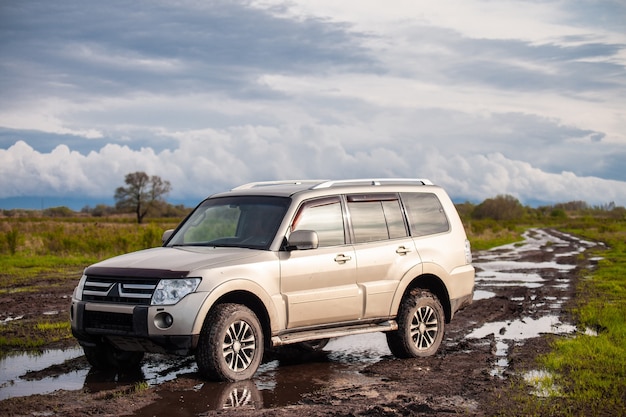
[0,217,180,356]
[463,219,526,250]
[0,319,72,351]
[0,217,179,260]
[533,225,626,416]
[484,219,626,416]
[0,254,92,281]
[0,214,624,414]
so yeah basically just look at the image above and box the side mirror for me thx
[287,230,319,251]
[162,229,174,245]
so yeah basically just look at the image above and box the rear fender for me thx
[390,262,451,322]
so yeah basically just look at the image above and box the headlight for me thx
[74,273,87,301]
[151,278,201,305]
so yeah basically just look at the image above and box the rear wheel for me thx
[196,303,264,381]
[387,289,445,358]
[82,343,144,370]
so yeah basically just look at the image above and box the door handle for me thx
[334,254,352,263]
[396,246,412,255]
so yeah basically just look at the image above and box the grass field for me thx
[1,211,624,415]
[467,216,626,416]
[0,216,181,352]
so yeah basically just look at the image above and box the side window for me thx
[382,200,407,239]
[401,193,450,237]
[347,195,407,243]
[292,197,345,247]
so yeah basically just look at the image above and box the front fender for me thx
[191,278,281,335]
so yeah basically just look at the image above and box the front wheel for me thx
[196,303,264,382]
[386,289,445,358]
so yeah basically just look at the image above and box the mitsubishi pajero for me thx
[71,179,474,381]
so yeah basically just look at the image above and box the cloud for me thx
[2,130,626,207]
[0,0,625,208]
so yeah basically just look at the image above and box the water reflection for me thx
[0,347,86,400]
[134,379,264,414]
[0,327,391,409]
[2,229,596,413]
[83,366,146,393]
[0,334,385,411]
[130,350,337,415]
[129,334,389,415]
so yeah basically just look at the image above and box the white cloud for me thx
[2,130,626,207]
[251,0,625,44]
[0,105,103,139]
[0,0,625,208]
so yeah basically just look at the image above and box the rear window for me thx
[401,193,449,236]
[347,194,408,243]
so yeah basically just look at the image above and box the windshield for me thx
[166,196,290,250]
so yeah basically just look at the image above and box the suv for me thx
[71,179,474,381]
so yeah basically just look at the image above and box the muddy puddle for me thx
[0,334,390,408]
[467,228,598,379]
[0,228,599,413]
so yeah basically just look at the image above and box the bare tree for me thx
[115,172,172,223]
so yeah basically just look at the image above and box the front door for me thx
[280,196,360,328]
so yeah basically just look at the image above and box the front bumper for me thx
[71,301,199,355]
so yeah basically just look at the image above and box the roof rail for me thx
[232,180,327,190]
[312,178,432,189]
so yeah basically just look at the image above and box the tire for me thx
[386,289,445,358]
[83,343,144,370]
[196,303,264,382]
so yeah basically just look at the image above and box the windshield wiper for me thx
[169,242,238,248]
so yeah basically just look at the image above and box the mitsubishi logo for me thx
[106,283,121,297]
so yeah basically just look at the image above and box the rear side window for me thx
[401,193,450,237]
[292,197,345,247]
[347,194,407,243]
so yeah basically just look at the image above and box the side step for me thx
[271,320,398,347]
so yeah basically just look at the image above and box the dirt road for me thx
[0,228,598,416]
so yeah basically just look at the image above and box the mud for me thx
[0,228,600,416]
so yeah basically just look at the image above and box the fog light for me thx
[154,312,174,329]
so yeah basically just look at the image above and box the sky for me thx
[1,0,625,210]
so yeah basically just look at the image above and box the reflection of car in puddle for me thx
[82,363,263,411]
[83,367,146,393]
[201,380,262,410]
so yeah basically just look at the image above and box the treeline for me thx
[0,194,624,260]
[456,195,626,250]
[1,194,625,222]
[457,194,625,221]
[0,201,192,219]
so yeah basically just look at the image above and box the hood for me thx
[84,246,264,278]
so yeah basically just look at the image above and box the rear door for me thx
[346,193,422,318]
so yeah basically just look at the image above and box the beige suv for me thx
[71,179,474,381]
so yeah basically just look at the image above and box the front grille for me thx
[84,310,134,332]
[82,276,159,305]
